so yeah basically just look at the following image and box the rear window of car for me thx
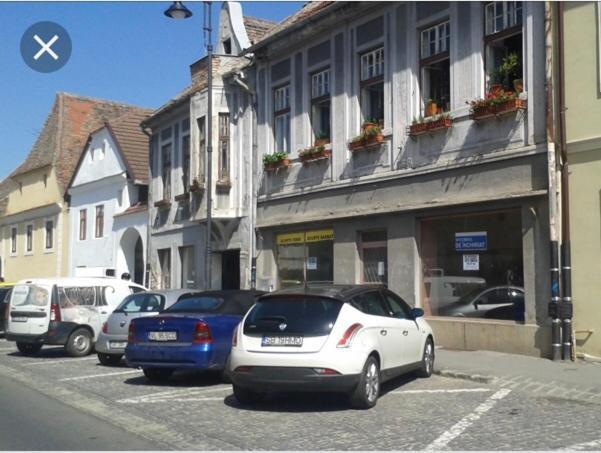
[244,296,343,336]
[10,284,50,307]
[165,296,224,313]
[114,294,165,313]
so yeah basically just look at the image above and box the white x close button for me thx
[21,21,72,73]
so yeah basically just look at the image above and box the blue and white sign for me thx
[455,231,487,252]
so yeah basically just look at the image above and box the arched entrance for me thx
[117,228,145,285]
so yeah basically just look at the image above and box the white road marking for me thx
[59,369,142,382]
[24,357,98,366]
[390,388,490,395]
[425,388,512,451]
[135,397,225,403]
[0,347,17,351]
[117,385,231,404]
[559,438,601,451]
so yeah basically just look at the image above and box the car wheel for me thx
[16,342,42,356]
[349,355,380,409]
[143,368,174,383]
[65,328,93,357]
[416,337,435,378]
[97,353,122,366]
[233,384,265,405]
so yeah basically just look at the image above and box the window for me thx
[44,220,53,249]
[198,117,206,182]
[161,143,172,200]
[484,2,523,92]
[182,134,190,193]
[359,230,388,284]
[352,291,388,317]
[311,69,331,142]
[273,85,291,153]
[179,246,196,289]
[420,21,451,115]
[218,113,230,181]
[360,47,384,124]
[95,205,104,238]
[158,248,171,289]
[79,209,87,241]
[58,286,96,308]
[26,224,33,253]
[11,226,17,254]
[223,38,232,55]
[382,290,412,319]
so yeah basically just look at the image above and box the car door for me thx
[351,290,401,372]
[381,290,423,366]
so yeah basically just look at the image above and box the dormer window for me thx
[223,38,232,55]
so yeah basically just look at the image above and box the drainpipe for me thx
[142,126,153,289]
[545,1,562,361]
[557,1,573,361]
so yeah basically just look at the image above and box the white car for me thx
[229,285,434,409]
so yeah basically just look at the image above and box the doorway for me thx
[221,249,240,290]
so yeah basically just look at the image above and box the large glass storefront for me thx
[420,209,524,322]
[276,229,333,287]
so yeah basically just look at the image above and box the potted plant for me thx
[299,145,331,162]
[263,151,289,171]
[469,89,525,120]
[409,113,453,136]
[189,178,203,192]
[314,132,330,147]
[363,123,384,145]
[348,135,365,151]
[425,99,438,117]
[361,119,382,133]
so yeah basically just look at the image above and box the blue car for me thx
[125,290,264,383]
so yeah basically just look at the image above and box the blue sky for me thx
[0,1,302,180]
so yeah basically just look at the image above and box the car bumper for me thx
[125,343,222,370]
[6,321,76,345]
[96,332,128,355]
[231,366,360,392]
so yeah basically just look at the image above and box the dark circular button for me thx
[20,21,72,73]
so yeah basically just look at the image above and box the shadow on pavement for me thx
[123,369,225,388]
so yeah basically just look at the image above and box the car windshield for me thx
[244,296,343,335]
[165,296,224,313]
[10,284,50,307]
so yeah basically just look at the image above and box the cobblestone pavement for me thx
[0,338,600,450]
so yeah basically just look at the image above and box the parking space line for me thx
[117,385,232,404]
[559,438,601,451]
[0,347,17,351]
[58,369,142,382]
[425,388,512,451]
[389,388,490,395]
[24,357,98,366]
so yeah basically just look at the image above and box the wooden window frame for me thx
[95,205,104,239]
[79,209,87,241]
[218,113,230,181]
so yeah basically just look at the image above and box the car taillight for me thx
[337,323,363,348]
[232,325,239,347]
[193,321,213,344]
[313,368,340,375]
[50,302,61,322]
[102,322,108,334]
[128,323,136,343]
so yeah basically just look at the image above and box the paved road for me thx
[0,337,600,450]
[0,372,158,450]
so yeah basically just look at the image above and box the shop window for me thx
[273,85,291,153]
[420,209,524,322]
[95,205,104,238]
[311,68,331,142]
[359,230,388,284]
[161,143,172,200]
[218,113,230,181]
[484,2,523,92]
[360,47,384,125]
[158,248,171,289]
[79,209,86,241]
[276,229,334,288]
[179,246,196,289]
[420,21,450,116]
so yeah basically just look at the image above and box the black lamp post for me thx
[164,1,213,290]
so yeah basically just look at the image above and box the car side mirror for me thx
[411,308,424,318]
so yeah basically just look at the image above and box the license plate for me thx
[110,341,127,349]
[261,335,303,347]
[148,331,177,341]
[11,316,27,322]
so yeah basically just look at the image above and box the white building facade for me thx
[67,110,151,285]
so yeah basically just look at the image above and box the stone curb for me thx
[434,368,497,384]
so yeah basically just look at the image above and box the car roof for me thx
[15,277,146,288]
[259,284,386,302]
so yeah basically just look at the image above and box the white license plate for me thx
[261,335,303,347]
[11,317,27,322]
[148,331,177,342]
[110,341,127,349]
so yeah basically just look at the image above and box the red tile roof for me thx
[243,16,277,45]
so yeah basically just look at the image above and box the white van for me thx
[5,277,146,357]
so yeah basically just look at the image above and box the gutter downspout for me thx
[545,0,562,361]
[142,126,153,289]
[557,1,574,361]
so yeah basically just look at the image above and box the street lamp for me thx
[164,1,214,290]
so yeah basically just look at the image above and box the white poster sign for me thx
[306,256,317,270]
[463,254,479,271]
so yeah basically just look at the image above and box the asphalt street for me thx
[0,337,600,450]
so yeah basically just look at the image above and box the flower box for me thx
[153,199,171,209]
[409,117,453,137]
[348,135,384,153]
[189,180,204,193]
[174,193,189,203]
[314,138,330,147]
[264,158,290,171]
[471,98,526,121]
[299,147,331,163]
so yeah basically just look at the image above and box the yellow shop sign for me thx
[305,229,334,243]
[277,232,305,245]
[277,229,334,245]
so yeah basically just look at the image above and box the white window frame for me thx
[10,225,18,257]
[360,47,384,82]
[43,218,54,252]
[25,222,34,255]
[311,69,330,99]
[181,118,191,192]
[94,205,104,239]
[79,208,87,241]
[485,1,523,36]
[160,127,173,201]
[273,85,291,154]
[421,21,450,59]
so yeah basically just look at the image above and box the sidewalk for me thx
[434,348,601,405]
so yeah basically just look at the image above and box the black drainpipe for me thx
[558,1,573,361]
